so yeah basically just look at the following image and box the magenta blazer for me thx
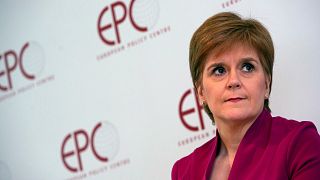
[172,109,320,179]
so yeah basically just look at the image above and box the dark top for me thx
[172,109,320,180]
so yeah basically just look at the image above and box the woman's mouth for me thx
[226,97,245,103]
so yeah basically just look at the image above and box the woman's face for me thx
[198,43,270,124]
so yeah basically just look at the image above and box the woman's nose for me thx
[227,71,241,89]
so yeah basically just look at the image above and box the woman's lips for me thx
[226,97,245,103]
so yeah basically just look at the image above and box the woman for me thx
[172,12,320,180]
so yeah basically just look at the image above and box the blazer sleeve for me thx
[288,122,320,180]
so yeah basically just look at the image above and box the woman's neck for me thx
[215,115,258,167]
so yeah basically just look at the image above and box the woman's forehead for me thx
[206,42,259,62]
[211,41,257,55]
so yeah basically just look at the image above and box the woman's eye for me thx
[212,66,226,76]
[242,63,255,72]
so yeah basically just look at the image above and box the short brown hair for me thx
[189,12,274,121]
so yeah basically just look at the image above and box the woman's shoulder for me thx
[271,116,320,178]
[270,115,320,149]
[171,137,216,179]
[271,115,319,136]
[177,137,215,162]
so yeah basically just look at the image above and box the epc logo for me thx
[178,88,207,132]
[97,0,159,46]
[0,42,44,92]
[61,121,119,173]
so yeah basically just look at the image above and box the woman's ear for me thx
[265,75,271,99]
[197,85,205,103]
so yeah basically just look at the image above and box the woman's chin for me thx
[216,108,259,124]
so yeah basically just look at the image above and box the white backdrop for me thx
[1,0,320,179]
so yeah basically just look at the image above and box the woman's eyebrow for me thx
[206,62,225,71]
[240,57,259,63]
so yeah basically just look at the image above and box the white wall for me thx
[0,0,319,179]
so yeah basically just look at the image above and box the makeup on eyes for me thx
[206,57,259,75]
